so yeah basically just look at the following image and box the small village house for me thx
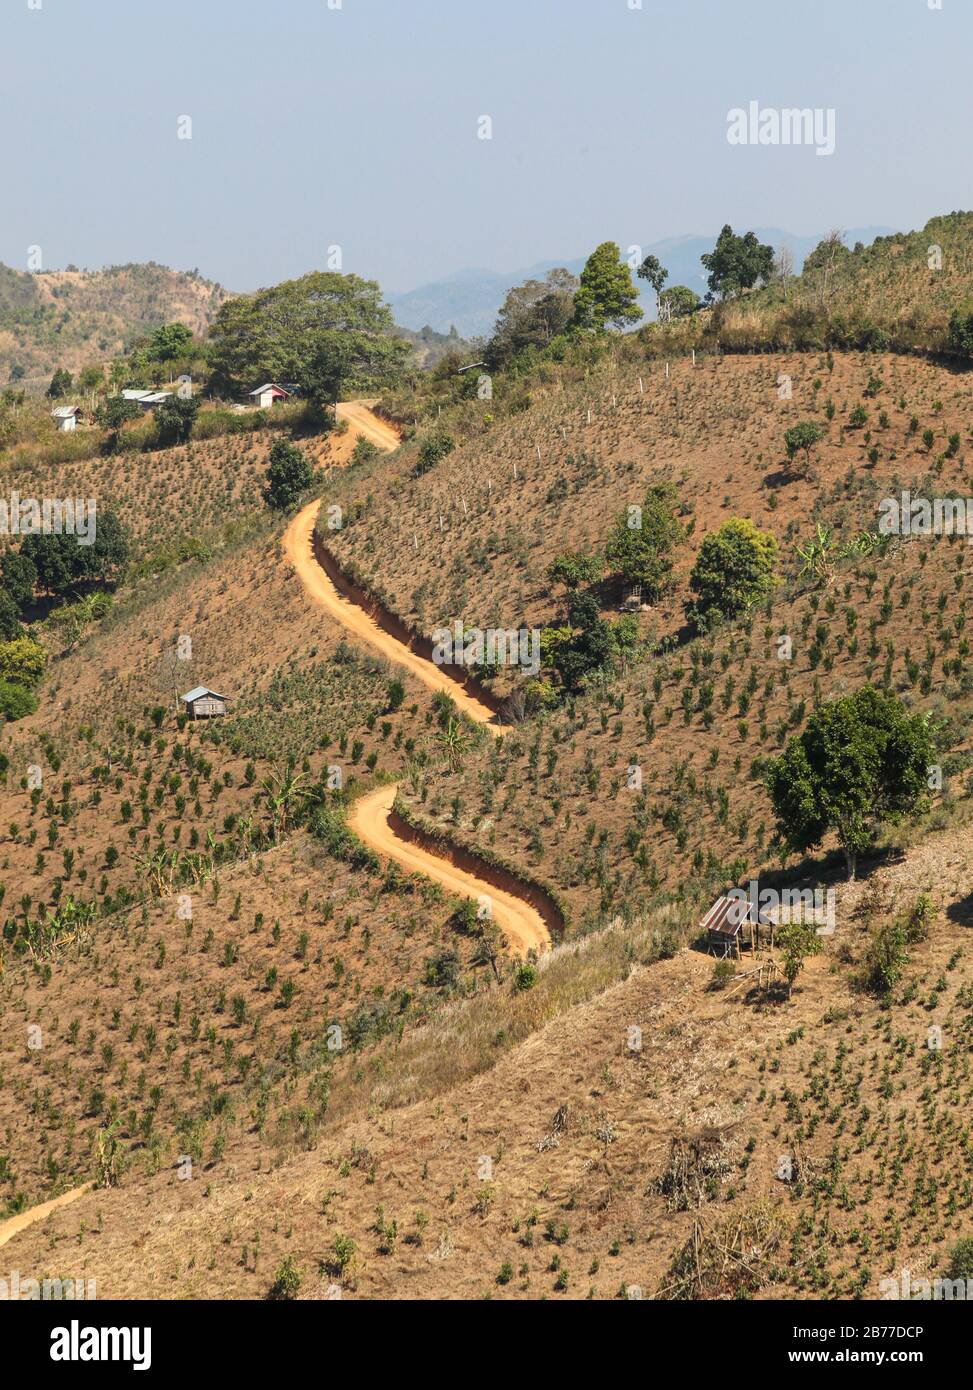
[248,383,291,409]
[180,686,229,720]
[51,405,82,432]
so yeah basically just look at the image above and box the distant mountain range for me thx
[386,227,896,339]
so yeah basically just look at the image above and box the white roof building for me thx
[248,383,291,408]
[121,389,172,407]
[51,405,82,431]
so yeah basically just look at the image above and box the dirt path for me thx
[0,1182,92,1249]
[284,501,498,724]
[335,400,401,452]
[349,785,549,956]
[284,403,551,958]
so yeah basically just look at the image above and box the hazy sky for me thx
[4,0,969,293]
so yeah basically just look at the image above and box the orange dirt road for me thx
[349,785,549,957]
[283,500,498,726]
[0,1182,92,1249]
[283,403,550,958]
[335,400,401,452]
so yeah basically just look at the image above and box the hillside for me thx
[5,824,973,1300]
[0,262,227,392]
[710,212,973,356]
[4,352,973,1303]
[386,227,893,337]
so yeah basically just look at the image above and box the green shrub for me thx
[514,962,538,992]
[268,1255,302,1300]
[946,1237,973,1282]
[0,681,37,722]
[709,958,736,991]
[687,519,778,632]
[411,430,454,478]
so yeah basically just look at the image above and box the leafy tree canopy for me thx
[0,589,21,640]
[767,685,933,879]
[549,592,639,691]
[155,394,199,446]
[688,517,778,631]
[802,233,853,277]
[0,679,37,722]
[637,254,668,295]
[262,439,316,512]
[95,396,143,432]
[547,551,603,592]
[207,271,409,406]
[1,547,37,608]
[486,269,578,367]
[46,367,73,399]
[701,225,775,301]
[21,506,130,598]
[604,483,685,602]
[145,322,194,362]
[0,635,46,688]
[571,243,643,332]
[659,285,701,319]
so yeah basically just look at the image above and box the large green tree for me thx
[262,439,316,512]
[146,322,194,362]
[21,507,130,597]
[486,269,578,367]
[571,243,643,332]
[207,271,409,408]
[604,483,684,602]
[767,686,932,879]
[0,590,21,640]
[1,547,37,608]
[687,518,778,631]
[155,395,199,446]
[659,285,701,319]
[46,367,73,399]
[701,226,775,301]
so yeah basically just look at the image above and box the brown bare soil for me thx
[3,357,973,1302]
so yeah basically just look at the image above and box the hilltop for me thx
[386,227,893,338]
[0,262,228,392]
[705,212,973,356]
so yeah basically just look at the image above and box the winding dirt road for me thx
[283,501,497,724]
[335,400,401,452]
[0,1182,92,1249]
[284,405,551,958]
[0,403,548,1260]
[348,785,550,958]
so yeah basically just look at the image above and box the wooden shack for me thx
[180,686,229,720]
[701,894,770,959]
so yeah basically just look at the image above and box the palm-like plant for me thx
[260,763,313,838]
[795,523,836,581]
[436,717,472,771]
